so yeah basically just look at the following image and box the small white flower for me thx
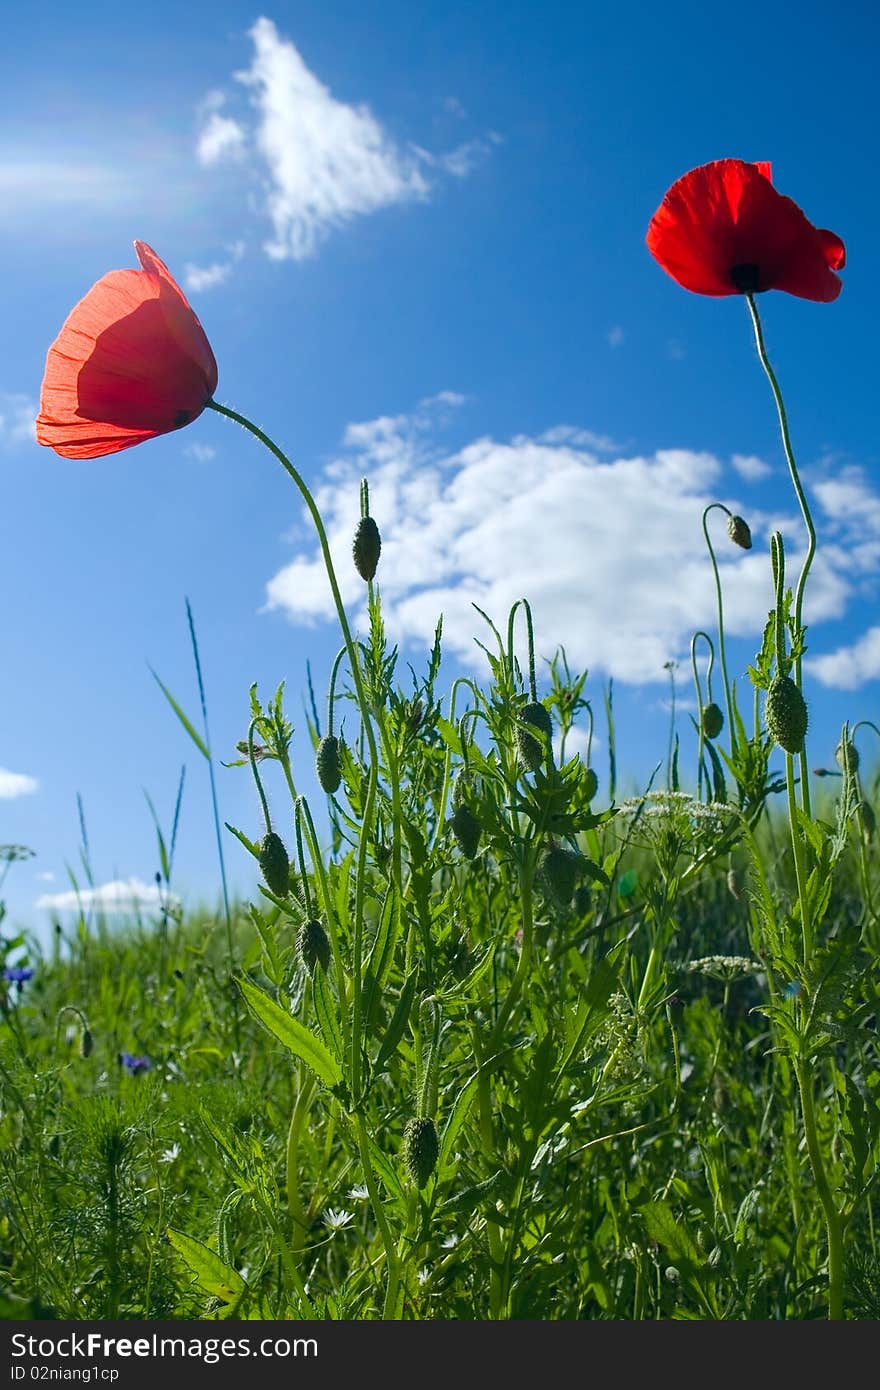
[348,1184,370,1201]
[160,1143,181,1164]
[322,1207,354,1232]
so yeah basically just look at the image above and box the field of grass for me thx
[2,589,879,1321]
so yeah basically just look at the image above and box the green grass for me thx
[2,605,879,1321]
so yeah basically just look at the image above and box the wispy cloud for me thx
[731,453,772,482]
[607,325,625,349]
[0,394,37,447]
[264,399,859,685]
[197,16,494,261]
[36,877,174,914]
[183,240,245,292]
[0,161,132,209]
[809,627,880,690]
[0,768,38,800]
[183,443,217,463]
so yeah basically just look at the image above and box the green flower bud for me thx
[79,1028,93,1060]
[316,735,342,793]
[727,514,752,549]
[859,800,876,841]
[403,1116,439,1188]
[726,868,742,901]
[259,831,290,898]
[353,515,382,582]
[835,739,859,773]
[701,702,724,740]
[540,844,581,906]
[451,803,481,859]
[583,766,598,801]
[765,675,808,754]
[297,918,331,974]
[516,701,553,772]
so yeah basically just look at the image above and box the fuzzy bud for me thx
[403,1116,439,1188]
[451,803,482,860]
[316,735,342,794]
[835,740,859,773]
[727,514,752,550]
[765,675,808,755]
[353,515,382,582]
[297,918,331,974]
[583,766,598,801]
[516,702,553,772]
[726,868,742,901]
[540,844,581,906]
[79,1028,93,1060]
[259,831,290,898]
[860,800,876,841]
[701,703,724,740]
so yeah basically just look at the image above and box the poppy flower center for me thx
[729,262,762,293]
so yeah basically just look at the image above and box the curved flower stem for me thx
[745,295,814,817]
[207,400,390,1292]
[701,504,736,753]
[771,532,812,960]
[690,630,715,800]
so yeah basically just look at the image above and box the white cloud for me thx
[731,453,772,482]
[197,17,493,260]
[36,877,174,914]
[0,161,131,208]
[0,394,37,447]
[184,443,217,462]
[0,768,38,799]
[808,627,880,690]
[196,92,247,165]
[184,240,245,293]
[264,401,857,685]
[607,326,625,349]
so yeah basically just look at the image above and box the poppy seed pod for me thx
[353,515,382,582]
[765,675,808,754]
[259,831,290,898]
[451,803,482,860]
[701,703,725,740]
[316,735,342,794]
[403,1116,439,1188]
[540,844,581,906]
[297,918,331,974]
[516,702,553,772]
[835,740,859,773]
[727,514,753,550]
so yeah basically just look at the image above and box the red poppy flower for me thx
[646,160,845,302]
[36,242,218,458]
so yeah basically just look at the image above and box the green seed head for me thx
[701,702,724,740]
[765,675,808,754]
[451,803,482,859]
[583,766,598,802]
[403,1116,439,1188]
[297,918,331,974]
[259,831,290,898]
[316,735,342,793]
[540,844,581,906]
[516,701,553,772]
[727,514,753,550]
[353,515,382,582]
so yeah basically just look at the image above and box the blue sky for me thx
[3,0,879,935]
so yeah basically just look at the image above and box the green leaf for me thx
[642,1200,702,1269]
[435,717,464,755]
[149,667,210,760]
[312,968,344,1063]
[373,969,418,1076]
[167,1228,246,1303]
[438,1069,481,1176]
[225,823,261,860]
[235,976,342,1088]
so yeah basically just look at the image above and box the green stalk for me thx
[701,504,737,753]
[795,1057,845,1319]
[745,295,814,816]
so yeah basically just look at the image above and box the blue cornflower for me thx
[3,967,34,984]
[119,1052,152,1075]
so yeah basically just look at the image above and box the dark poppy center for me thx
[173,409,191,428]
[729,263,761,293]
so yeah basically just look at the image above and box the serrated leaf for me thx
[373,969,418,1076]
[236,976,342,1088]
